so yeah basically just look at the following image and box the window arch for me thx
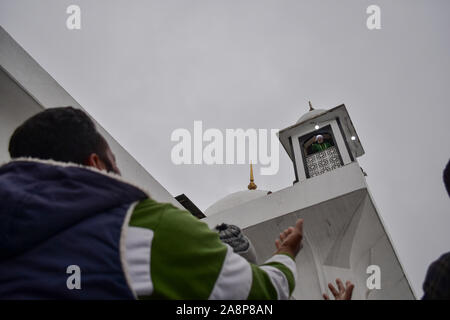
[298,125,343,178]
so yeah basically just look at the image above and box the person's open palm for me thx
[275,219,304,258]
[323,279,354,300]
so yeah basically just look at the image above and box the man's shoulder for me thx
[434,252,450,269]
[129,198,199,230]
[422,251,450,299]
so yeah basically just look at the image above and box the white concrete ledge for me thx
[204,161,367,229]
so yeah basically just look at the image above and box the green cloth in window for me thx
[311,142,331,153]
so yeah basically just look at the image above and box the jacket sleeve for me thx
[128,199,297,300]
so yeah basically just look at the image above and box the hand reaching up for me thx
[323,279,354,300]
[275,219,304,258]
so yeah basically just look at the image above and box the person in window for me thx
[311,135,331,153]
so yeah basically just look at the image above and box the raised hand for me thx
[323,279,354,300]
[275,219,304,258]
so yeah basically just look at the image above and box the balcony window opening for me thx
[304,133,335,156]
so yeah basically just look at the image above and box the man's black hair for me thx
[9,107,113,170]
[444,158,450,197]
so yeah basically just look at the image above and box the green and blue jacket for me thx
[0,159,296,299]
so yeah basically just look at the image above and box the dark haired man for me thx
[0,106,308,299]
[422,159,450,300]
[8,107,120,174]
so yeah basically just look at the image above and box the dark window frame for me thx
[289,136,299,183]
[335,117,355,162]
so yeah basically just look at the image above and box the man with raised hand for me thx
[0,106,304,299]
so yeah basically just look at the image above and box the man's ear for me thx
[86,153,107,171]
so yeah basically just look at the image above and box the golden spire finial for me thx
[248,163,257,190]
[309,101,314,111]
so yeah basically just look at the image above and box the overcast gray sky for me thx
[1,0,449,297]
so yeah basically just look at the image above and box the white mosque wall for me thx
[203,161,368,229]
[203,163,415,299]
[244,190,414,300]
[204,190,268,216]
[0,26,182,208]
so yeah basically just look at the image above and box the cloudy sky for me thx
[1,0,449,297]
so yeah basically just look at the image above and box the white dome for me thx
[205,190,268,216]
[296,109,327,124]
